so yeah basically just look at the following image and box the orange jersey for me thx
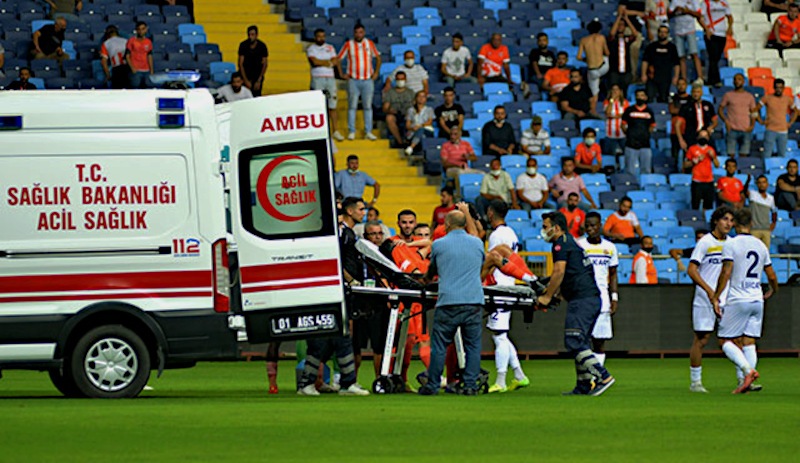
[560,207,586,238]
[391,242,429,274]
[686,145,717,183]
[630,251,657,284]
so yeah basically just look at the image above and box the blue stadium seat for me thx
[669,173,692,188]
[628,191,655,203]
[582,173,608,187]
[549,119,578,138]
[27,77,45,89]
[532,101,558,115]
[178,24,205,36]
[640,174,668,188]
[501,155,527,169]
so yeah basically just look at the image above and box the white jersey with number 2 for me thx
[722,234,771,304]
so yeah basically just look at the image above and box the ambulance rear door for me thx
[227,91,345,342]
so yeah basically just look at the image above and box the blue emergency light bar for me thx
[0,116,23,130]
[158,114,185,129]
[157,98,185,111]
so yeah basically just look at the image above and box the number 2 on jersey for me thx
[746,250,759,279]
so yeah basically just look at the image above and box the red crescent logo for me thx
[255,155,315,222]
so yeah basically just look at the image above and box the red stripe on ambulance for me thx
[240,259,339,284]
[0,270,213,294]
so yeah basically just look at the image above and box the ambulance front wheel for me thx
[67,325,152,398]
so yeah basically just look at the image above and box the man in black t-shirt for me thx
[481,105,517,156]
[559,69,598,121]
[538,211,615,396]
[528,32,556,87]
[675,83,718,151]
[434,86,466,138]
[669,77,692,159]
[6,67,38,90]
[776,159,800,211]
[641,25,680,103]
[622,89,656,176]
[32,17,67,63]
[238,25,269,97]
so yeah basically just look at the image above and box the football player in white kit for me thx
[686,206,735,393]
[483,200,530,393]
[576,212,619,366]
[712,209,779,394]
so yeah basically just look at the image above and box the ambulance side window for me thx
[239,140,335,239]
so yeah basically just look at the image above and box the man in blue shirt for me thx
[334,155,380,207]
[537,211,616,396]
[419,210,485,395]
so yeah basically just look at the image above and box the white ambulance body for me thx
[0,89,345,398]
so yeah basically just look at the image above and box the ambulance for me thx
[0,89,346,398]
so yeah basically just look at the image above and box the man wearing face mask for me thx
[621,89,656,176]
[516,157,550,211]
[574,128,604,174]
[675,83,718,151]
[641,25,680,103]
[559,69,599,121]
[684,128,720,211]
[481,105,517,156]
[382,71,415,147]
[537,212,616,396]
[476,158,518,219]
[630,236,658,284]
[528,32,555,89]
[333,155,381,207]
[307,29,343,141]
[559,193,586,238]
[384,50,429,95]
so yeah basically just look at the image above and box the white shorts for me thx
[311,76,338,109]
[487,308,511,331]
[692,302,717,332]
[591,293,612,339]
[718,299,764,339]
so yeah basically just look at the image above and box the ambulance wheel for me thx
[48,367,80,397]
[372,376,393,394]
[389,375,405,393]
[67,325,151,398]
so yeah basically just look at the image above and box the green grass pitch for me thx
[1,358,798,463]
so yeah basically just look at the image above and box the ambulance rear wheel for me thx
[48,367,80,397]
[68,325,151,398]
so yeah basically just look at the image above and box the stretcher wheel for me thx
[372,376,394,394]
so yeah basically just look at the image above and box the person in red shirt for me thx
[431,186,456,227]
[683,129,720,211]
[767,3,800,54]
[717,158,749,209]
[125,21,154,89]
[630,236,658,284]
[477,33,513,87]
[574,127,604,174]
[559,192,586,238]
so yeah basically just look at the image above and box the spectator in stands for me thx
[766,3,800,55]
[549,157,598,210]
[607,13,640,94]
[669,228,707,271]
[432,186,456,227]
[630,236,658,284]
[6,68,37,90]
[384,50,429,95]
[749,175,778,247]
[676,82,718,151]
[619,0,648,77]
[477,33,513,89]
[516,157,550,211]
[603,196,645,244]
[238,25,269,97]
[307,28,343,141]
[404,90,435,156]
[762,0,793,17]
[757,79,798,158]
[100,25,129,89]
[440,128,481,192]
[684,128,719,211]
[216,72,253,103]
[641,25,680,103]
[45,0,81,23]
[559,192,586,237]
[31,16,67,64]
[669,77,692,159]
[577,20,610,114]
[604,84,630,160]
[542,52,570,102]
[669,0,704,82]
[334,154,380,207]
[776,158,800,210]
[528,32,555,89]
[440,33,476,87]
[125,22,154,89]
[718,73,757,158]
[337,24,381,141]
[354,207,391,238]
[382,71,415,147]
[476,157,518,218]
[520,116,551,156]
[622,88,656,175]
[574,127,604,174]
[481,105,516,156]
[717,159,748,209]
[700,0,733,88]
[560,69,599,121]
[645,0,670,42]
[434,86,465,138]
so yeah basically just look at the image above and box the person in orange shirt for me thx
[683,129,720,211]
[630,236,658,284]
[477,33,513,86]
[767,3,800,54]
[574,127,604,174]
[716,158,749,209]
[542,51,570,102]
[559,192,586,238]
[603,196,644,244]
